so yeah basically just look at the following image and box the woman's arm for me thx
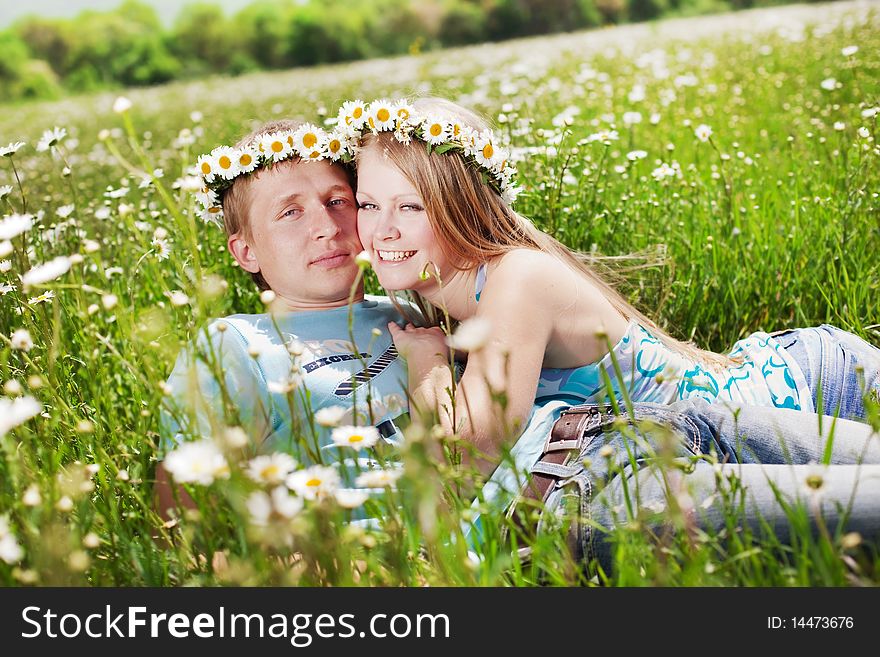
[391,251,562,475]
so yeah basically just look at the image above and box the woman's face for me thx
[356,147,452,293]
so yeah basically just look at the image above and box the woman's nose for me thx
[375,209,401,241]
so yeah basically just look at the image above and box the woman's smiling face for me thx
[355,146,452,294]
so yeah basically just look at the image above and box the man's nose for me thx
[312,205,341,240]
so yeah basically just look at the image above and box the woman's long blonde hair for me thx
[358,97,731,369]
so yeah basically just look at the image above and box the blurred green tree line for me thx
[0,0,798,102]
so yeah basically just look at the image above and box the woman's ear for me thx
[228,233,260,273]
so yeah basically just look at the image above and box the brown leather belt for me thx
[520,405,603,505]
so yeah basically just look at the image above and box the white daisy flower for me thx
[0,241,12,258]
[0,395,42,438]
[694,124,713,142]
[393,100,416,126]
[0,142,25,157]
[211,146,240,180]
[247,486,304,526]
[0,213,34,241]
[21,256,72,288]
[27,291,55,305]
[56,204,75,218]
[337,99,367,134]
[259,131,294,162]
[0,283,14,295]
[0,533,23,565]
[473,134,498,168]
[627,150,648,161]
[447,317,492,352]
[331,425,380,449]
[0,185,12,198]
[10,328,33,351]
[112,96,132,113]
[286,465,340,500]
[586,129,619,144]
[195,186,219,209]
[0,259,10,272]
[820,77,838,91]
[366,99,396,132]
[235,147,260,174]
[200,205,223,226]
[163,439,230,486]
[246,453,298,485]
[422,116,450,145]
[623,111,642,126]
[36,127,67,153]
[292,123,326,160]
[324,132,350,161]
[355,467,403,489]
[314,405,347,428]
[152,236,171,260]
[267,372,303,394]
[841,45,858,57]
[196,153,217,182]
[334,488,369,509]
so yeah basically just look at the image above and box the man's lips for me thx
[310,249,351,268]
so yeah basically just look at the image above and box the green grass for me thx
[0,2,878,586]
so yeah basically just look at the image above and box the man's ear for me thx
[228,232,260,273]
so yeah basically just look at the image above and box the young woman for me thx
[345,96,880,473]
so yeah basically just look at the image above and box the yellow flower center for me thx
[271,141,284,153]
[452,124,461,136]
[306,478,321,488]
[218,155,232,170]
[239,153,252,166]
[208,206,221,214]
[482,143,494,159]
[397,108,410,119]
[349,434,364,443]
[353,107,363,119]
[200,162,212,174]
[309,150,320,159]
[430,124,443,137]
[287,136,295,147]
[377,108,390,122]
[261,465,279,479]
[303,133,318,148]
[328,139,341,153]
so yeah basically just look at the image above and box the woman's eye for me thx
[358,202,377,211]
[401,203,424,212]
[280,207,301,219]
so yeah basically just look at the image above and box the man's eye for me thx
[328,198,349,207]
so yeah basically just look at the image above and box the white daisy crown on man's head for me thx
[194,98,521,224]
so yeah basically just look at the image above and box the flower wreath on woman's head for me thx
[193,98,521,225]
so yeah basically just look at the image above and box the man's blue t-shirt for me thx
[160,295,409,462]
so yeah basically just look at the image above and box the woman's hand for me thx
[387,322,451,368]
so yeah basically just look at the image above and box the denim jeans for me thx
[538,397,880,573]
[775,324,880,420]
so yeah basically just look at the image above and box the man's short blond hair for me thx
[220,119,356,291]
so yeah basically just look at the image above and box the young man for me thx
[155,120,410,516]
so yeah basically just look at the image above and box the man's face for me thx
[229,160,363,310]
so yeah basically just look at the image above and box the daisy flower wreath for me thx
[194,99,521,224]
